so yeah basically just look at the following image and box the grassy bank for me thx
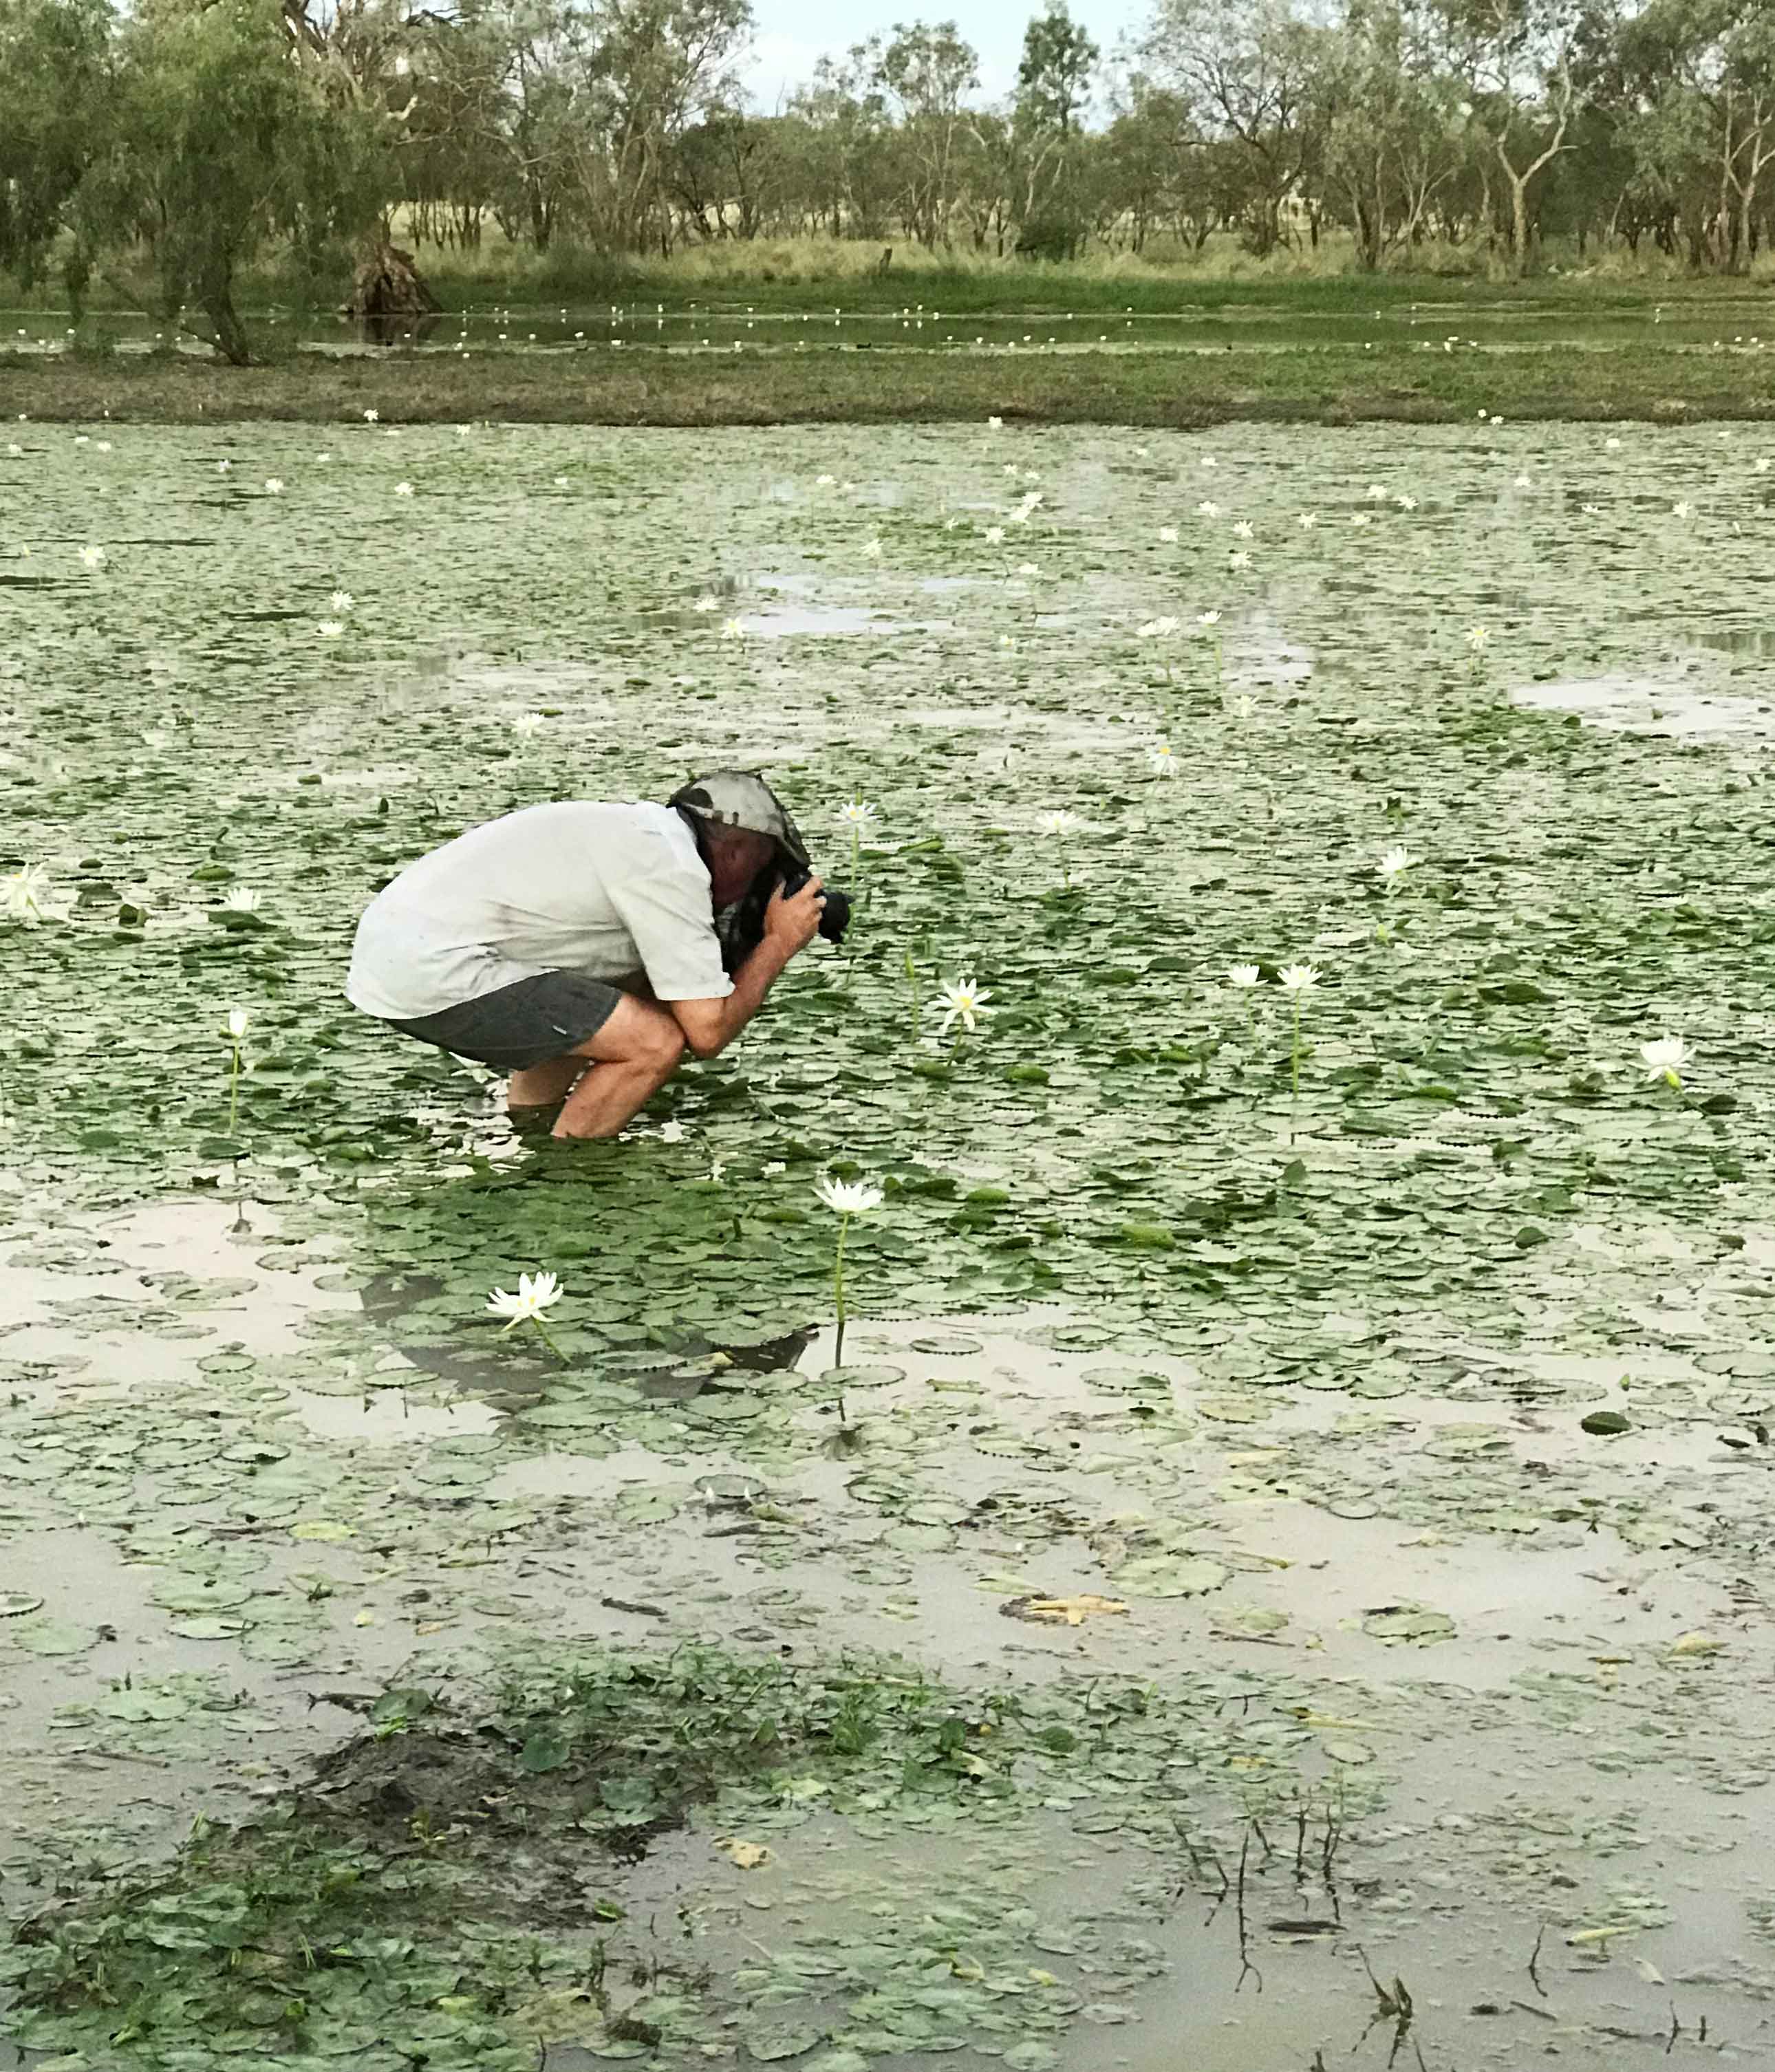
[3,334,1773,425]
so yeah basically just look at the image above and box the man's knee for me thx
[638,1013,686,1074]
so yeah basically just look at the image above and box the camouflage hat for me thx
[668,770,810,872]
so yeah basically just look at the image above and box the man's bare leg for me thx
[541,997,687,1141]
[508,1055,583,1110]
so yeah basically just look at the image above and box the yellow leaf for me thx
[1669,1630,1725,1656]
[1022,1593,1130,1626]
[716,1837,773,1870]
[291,1520,355,1542]
[353,1610,375,1627]
[950,1956,984,1982]
[1029,1970,1059,1987]
[1567,1924,1639,1945]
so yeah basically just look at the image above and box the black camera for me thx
[782,866,852,944]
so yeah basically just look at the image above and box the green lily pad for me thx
[1108,1554,1229,1599]
[9,1617,98,1655]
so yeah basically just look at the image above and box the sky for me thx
[739,0,1150,113]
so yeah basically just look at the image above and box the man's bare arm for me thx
[671,876,824,1059]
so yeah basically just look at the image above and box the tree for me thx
[1011,1,1099,254]
[0,0,111,295]
[1318,1,1465,267]
[1438,0,1586,270]
[1620,0,1775,270]
[863,19,980,245]
[1141,0,1326,255]
[77,0,383,361]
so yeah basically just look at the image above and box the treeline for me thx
[3,0,1775,365]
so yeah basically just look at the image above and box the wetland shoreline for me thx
[6,338,1775,426]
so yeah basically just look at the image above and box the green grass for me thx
[5,332,1773,424]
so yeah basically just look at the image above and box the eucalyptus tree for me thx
[76,0,383,360]
[1619,0,1775,269]
[1316,1,1466,266]
[1139,0,1327,255]
[1435,0,1588,268]
[861,20,981,246]
[1009,1,1099,252]
[0,0,111,297]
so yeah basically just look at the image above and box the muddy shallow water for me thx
[8,420,1775,2066]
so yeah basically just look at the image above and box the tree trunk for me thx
[203,276,252,366]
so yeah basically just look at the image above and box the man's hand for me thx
[671,877,826,1061]
[764,874,825,958]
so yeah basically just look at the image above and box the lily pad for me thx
[1108,1554,1229,1599]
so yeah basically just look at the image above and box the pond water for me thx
[6,292,1775,359]
[6,420,1775,2068]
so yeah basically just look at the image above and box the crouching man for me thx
[345,771,825,1140]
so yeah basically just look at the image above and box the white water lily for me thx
[2,863,54,924]
[1278,964,1320,992]
[1756,457,1772,473]
[317,620,344,638]
[861,537,884,560]
[1148,739,1178,776]
[815,473,836,486]
[1296,511,1318,528]
[363,408,380,423]
[1378,845,1417,881]
[263,477,283,494]
[1641,1036,1693,1087]
[394,482,413,497]
[691,593,719,612]
[987,415,1003,429]
[78,545,105,569]
[511,712,545,735]
[938,976,995,1035]
[219,888,261,912]
[1228,550,1251,570]
[1393,493,1417,510]
[1605,435,1622,450]
[215,460,231,475]
[837,798,877,826]
[1015,561,1040,576]
[486,1269,564,1332]
[815,1175,884,1216]
[1466,625,1489,649]
[1195,500,1221,517]
[1231,694,1256,720]
[1231,519,1255,539]
[1137,615,1180,638]
[1672,499,1693,519]
[1158,525,1179,543]
[657,1118,687,1143]
[984,526,1004,545]
[721,617,745,638]
[225,1007,251,1040]
[1198,609,1221,627]
[1366,484,1388,501]
[1038,810,1081,836]
[328,590,354,612]
[1226,963,1261,988]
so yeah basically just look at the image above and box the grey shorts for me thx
[386,970,623,1072]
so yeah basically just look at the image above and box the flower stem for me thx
[832,1211,850,1375]
[530,1315,568,1366]
[227,1044,241,1137]
[1289,999,1302,1145]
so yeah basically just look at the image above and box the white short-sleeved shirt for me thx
[345,801,734,1021]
